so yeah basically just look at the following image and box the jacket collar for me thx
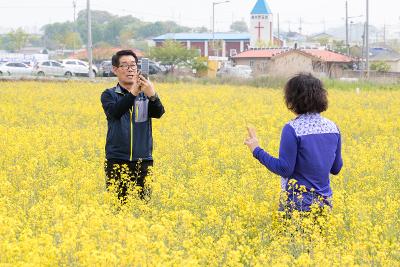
[115,83,128,95]
[115,83,146,98]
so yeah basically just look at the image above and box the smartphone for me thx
[138,70,148,80]
[140,58,150,80]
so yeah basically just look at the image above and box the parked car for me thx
[217,65,253,79]
[99,58,166,77]
[149,62,164,75]
[60,59,98,77]
[33,60,72,77]
[22,61,34,67]
[159,63,172,73]
[0,62,33,76]
[99,60,115,77]
[138,59,166,75]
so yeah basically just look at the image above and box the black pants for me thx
[104,159,153,202]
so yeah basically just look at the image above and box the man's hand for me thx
[244,126,259,153]
[128,73,141,96]
[138,74,156,97]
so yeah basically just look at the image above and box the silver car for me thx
[99,60,115,77]
[0,62,33,76]
[33,60,72,77]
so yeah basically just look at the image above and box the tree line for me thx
[0,9,248,52]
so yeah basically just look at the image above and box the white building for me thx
[250,0,273,48]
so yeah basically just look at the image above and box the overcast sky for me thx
[0,0,399,34]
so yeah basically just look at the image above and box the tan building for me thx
[369,47,400,72]
[231,49,285,75]
[383,59,400,72]
[232,49,353,78]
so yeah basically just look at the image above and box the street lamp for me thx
[349,21,354,44]
[212,1,230,57]
[73,0,77,56]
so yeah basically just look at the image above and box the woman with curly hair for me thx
[244,73,343,212]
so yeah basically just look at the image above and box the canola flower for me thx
[0,81,399,266]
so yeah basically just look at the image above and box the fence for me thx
[342,70,400,80]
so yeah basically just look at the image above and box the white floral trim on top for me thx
[281,177,288,191]
[288,113,339,137]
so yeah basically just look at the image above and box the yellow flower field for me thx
[0,81,399,266]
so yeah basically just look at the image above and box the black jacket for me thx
[101,84,165,161]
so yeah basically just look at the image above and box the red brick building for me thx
[153,33,251,58]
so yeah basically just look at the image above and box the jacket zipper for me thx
[129,107,134,161]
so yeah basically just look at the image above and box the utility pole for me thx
[365,0,369,79]
[346,0,350,55]
[73,0,77,55]
[212,3,215,55]
[277,13,280,44]
[87,0,94,79]
[345,1,363,55]
[349,21,354,44]
[298,17,302,34]
[361,23,365,63]
[383,23,386,44]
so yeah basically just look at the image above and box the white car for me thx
[0,62,33,76]
[60,59,98,77]
[217,65,253,79]
[33,60,72,77]
[233,65,253,78]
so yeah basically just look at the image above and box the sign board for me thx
[208,56,229,61]
[207,60,219,78]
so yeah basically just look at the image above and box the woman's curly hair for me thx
[284,73,328,114]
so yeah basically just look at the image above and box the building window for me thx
[230,49,237,57]
[250,60,255,67]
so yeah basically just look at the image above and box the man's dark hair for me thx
[111,50,138,67]
[284,73,328,114]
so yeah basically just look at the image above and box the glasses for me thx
[118,64,137,70]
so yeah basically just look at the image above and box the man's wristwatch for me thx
[149,93,158,102]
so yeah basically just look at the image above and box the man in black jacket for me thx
[101,50,165,202]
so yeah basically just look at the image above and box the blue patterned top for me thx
[253,113,343,210]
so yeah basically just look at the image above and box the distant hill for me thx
[326,23,379,43]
